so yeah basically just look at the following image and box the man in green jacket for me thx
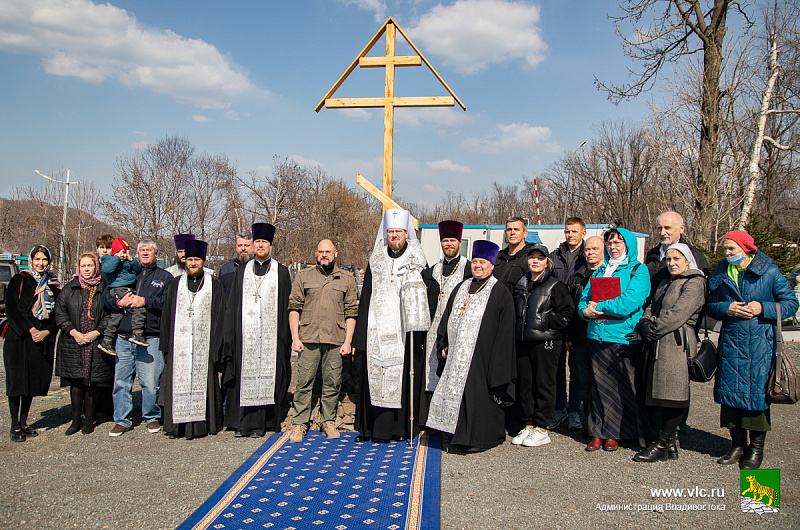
[288,239,359,442]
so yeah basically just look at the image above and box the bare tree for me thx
[598,0,753,247]
[739,2,800,228]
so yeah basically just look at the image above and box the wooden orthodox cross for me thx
[315,17,465,225]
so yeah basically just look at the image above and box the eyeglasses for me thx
[607,240,625,247]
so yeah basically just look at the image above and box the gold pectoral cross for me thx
[438,290,444,301]
[458,302,467,317]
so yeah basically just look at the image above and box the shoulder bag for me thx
[766,303,799,404]
[688,309,717,383]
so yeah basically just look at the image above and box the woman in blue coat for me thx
[707,230,798,470]
[578,228,650,452]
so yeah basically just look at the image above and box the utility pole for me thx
[35,168,79,283]
[562,142,586,224]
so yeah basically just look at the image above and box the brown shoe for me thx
[289,424,306,443]
[603,439,619,451]
[109,424,132,437]
[323,420,340,439]
[146,421,161,434]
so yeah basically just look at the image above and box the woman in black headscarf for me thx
[3,246,61,441]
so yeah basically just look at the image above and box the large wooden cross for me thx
[316,17,465,222]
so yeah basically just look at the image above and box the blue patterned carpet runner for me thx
[179,431,441,530]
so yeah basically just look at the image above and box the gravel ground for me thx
[1,340,798,529]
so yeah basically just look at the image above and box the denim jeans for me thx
[555,344,591,414]
[113,336,164,427]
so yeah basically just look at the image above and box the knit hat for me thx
[722,230,757,254]
[111,238,129,255]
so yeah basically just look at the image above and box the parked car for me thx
[0,259,21,316]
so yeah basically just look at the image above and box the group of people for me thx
[3,208,797,471]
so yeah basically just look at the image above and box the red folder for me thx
[590,277,623,320]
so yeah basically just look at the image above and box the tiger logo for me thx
[742,475,778,506]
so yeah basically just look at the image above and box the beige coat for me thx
[640,269,707,406]
[288,265,358,345]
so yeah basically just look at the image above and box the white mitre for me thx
[374,208,417,246]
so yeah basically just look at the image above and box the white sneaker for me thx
[568,411,583,431]
[548,409,568,430]
[522,427,551,447]
[511,427,534,445]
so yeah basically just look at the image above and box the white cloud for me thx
[339,0,386,22]
[290,155,325,168]
[395,107,470,127]
[462,122,561,153]
[339,108,372,122]
[192,114,209,123]
[131,141,149,150]
[422,184,444,193]
[133,130,147,136]
[256,164,272,172]
[426,159,471,173]
[409,0,547,74]
[0,0,257,109]
[224,110,240,121]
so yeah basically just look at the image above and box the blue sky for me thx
[0,0,646,208]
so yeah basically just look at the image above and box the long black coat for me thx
[222,260,292,436]
[3,273,60,396]
[54,277,114,385]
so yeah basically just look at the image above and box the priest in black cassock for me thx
[353,208,434,442]
[223,223,292,437]
[159,239,227,440]
[425,240,516,453]
[419,220,472,425]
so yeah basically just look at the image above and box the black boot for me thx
[740,431,766,470]
[667,438,679,460]
[633,431,673,462]
[717,428,747,465]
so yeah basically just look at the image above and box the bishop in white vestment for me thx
[353,209,435,442]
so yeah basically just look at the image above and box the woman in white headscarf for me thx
[633,243,706,462]
[3,246,61,442]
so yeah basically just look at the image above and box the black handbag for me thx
[688,314,717,383]
[766,303,799,404]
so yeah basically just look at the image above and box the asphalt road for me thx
[0,340,798,529]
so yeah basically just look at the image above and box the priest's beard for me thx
[172,258,187,270]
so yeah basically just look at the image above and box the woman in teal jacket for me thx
[578,228,650,452]
[707,230,798,470]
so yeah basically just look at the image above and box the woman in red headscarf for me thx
[707,230,798,470]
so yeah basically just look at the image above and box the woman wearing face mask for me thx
[3,246,61,442]
[54,253,112,435]
[707,231,798,469]
[511,245,574,448]
[634,243,706,462]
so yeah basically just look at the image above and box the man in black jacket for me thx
[219,232,253,297]
[644,211,710,298]
[102,239,173,437]
[563,235,604,433]
[548,217,588,430]
[493,217,534,294]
